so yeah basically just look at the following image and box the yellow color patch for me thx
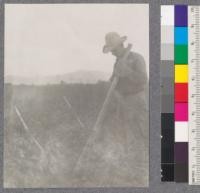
[175,65,188,83]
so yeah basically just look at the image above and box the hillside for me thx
[5,70,111,85]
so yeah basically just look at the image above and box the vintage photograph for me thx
[4,4,149,187]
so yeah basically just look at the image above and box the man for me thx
[103,32,148,152]
[73,32,148,186]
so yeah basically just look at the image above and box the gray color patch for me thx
[161,60,174,78]
[161,26,174,44]
[161,77,174,95]
[161,94,174,113]
[161,43,174,60]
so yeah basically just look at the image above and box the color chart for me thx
[161,5,200,184]
[161,4,189,183]
[161,5,175,182]
[174,5,188,183]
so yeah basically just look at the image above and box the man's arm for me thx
[114,53,148,86]
[130,54,148,86]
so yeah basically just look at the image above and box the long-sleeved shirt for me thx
[111,51,148,96]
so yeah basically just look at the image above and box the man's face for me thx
[111,44,124,57]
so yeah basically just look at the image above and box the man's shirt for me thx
[111,51,148,96]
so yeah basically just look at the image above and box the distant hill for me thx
[5,70,111,85]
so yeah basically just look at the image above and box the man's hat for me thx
[103,32,127,53]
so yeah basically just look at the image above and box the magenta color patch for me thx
[175,103,188,121]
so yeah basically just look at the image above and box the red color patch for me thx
[175,83,188,102]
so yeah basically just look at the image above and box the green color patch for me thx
[175,45,188,64]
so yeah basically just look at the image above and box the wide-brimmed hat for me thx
[103,32,127,53]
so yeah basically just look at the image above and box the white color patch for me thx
[175,122,188,142]
[161,5,174,26]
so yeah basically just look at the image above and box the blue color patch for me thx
[175,27,188,45]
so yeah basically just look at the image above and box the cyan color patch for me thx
[175,27,188,45]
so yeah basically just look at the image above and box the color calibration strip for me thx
[161,5,200,185]
[161,5,175,181]
[174,5,188,183]
[161,5,189,183]
[189,6,200,185]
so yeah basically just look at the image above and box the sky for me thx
[5,4,149,77]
